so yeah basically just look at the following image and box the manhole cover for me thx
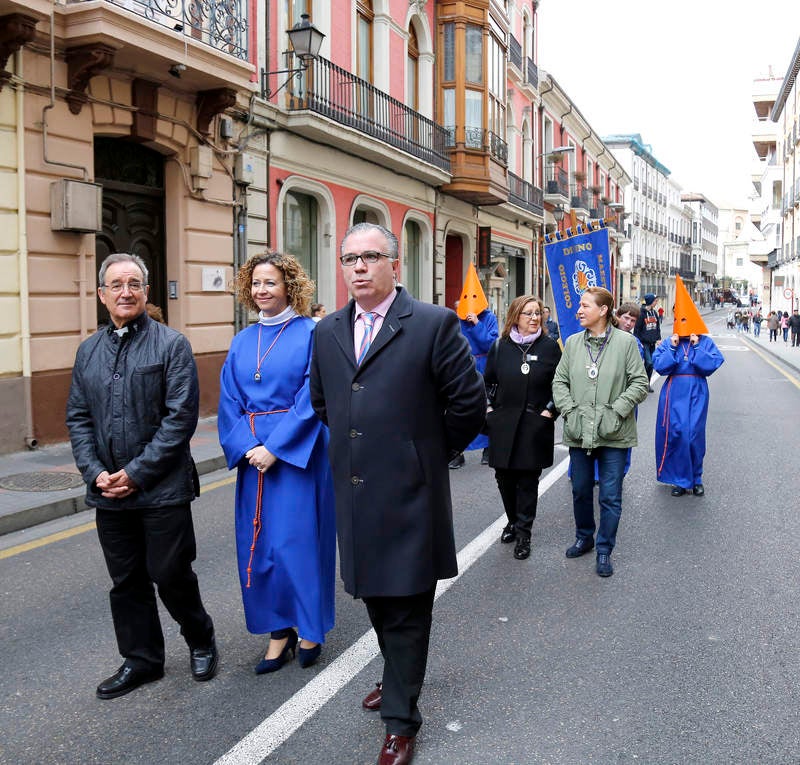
[0,471,85,492]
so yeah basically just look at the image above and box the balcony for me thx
[280,55,451,181]
[526,57,538,89]
[508,35,522,72]
[508,172,543,216]
[54,0,254,94]
[543,167,569,204]
[570,187,589,214]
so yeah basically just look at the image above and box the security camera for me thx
[168,63,186,78]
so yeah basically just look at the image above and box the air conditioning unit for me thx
[50,179,103,233]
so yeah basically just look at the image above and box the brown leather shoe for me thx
[377,734,415,765]
[362,682,382,711]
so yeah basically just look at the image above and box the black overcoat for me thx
[483,334,561,471]
[309,287,486,598]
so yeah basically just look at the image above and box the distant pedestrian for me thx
[634,293,661,392]
[767,311,779,342]
[752,311,763,337]
[483,295,560,560]
[789,310,800,347]
[67,253,218,700]
[311,303,326,322]
[552,287,648,578]
[543,305,560,341]
[782,311,790,343]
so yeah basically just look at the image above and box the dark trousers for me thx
[642,342,656,381]
[96,504,214,671]
[364,586,436,737]
[495,467,542,539]
[793,331,800,347]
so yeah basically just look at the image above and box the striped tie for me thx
[357,312,376,365]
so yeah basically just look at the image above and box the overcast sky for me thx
[537,0,800,209]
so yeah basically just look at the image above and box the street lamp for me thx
[260,14,325,99]
[607,202,625,212]
[537,145,575,159]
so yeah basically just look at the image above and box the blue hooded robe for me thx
[653,334,724,490]
[459,308,498,451]
[218,316,335,642]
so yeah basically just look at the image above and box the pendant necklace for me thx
[517,341,535,374]
[254,318,293,381]
[585,328,611,380]
[680,341,691,361]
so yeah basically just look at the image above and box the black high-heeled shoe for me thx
[255,628,298,674]
[297,643,322,668]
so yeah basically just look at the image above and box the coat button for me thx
[350,476,360,485]
[113,373,120,380]
[351,382,361,391]
[349,429,359,438]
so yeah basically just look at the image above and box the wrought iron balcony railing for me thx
[281,54,450,172]
[526,57,538,89]
[544,166,569,198]
[100,0,248,59]
[508,172,543,215]
[509,35,522,71]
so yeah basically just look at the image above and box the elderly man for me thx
[310,223,485,765]
[67,253,217,700]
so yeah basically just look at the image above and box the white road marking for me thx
[213,456,571,765]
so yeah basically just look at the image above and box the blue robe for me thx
[218,317,335,642]
[653,335,724,489]
[460,309,498,450]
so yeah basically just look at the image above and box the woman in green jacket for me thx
[552,287,648,577]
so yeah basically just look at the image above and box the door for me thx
[94,138,166,325]
[445,234,463,311]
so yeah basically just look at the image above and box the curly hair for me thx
[501,295,545,338]
[234,252,315,316]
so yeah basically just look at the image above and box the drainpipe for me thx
[42,2,88,180]
[15,49,37,449]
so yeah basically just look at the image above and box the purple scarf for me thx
[510,327,541,344]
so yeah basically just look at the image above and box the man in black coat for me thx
[67,253,217,700]
[634,292,661,391]
[310,223,485,765]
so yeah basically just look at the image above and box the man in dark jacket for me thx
[788,309,800,347]
[634,292,661,391]
[66,253,217,700]
[310,223,485,765]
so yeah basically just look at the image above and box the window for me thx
[407,25,419,112]
[357,0,373,83]
[283,191,318,289]
[403,220,422,298]
[736,257,743,267]
[487,23,505,148]
[465,90,482,148]
[465,24,483,84]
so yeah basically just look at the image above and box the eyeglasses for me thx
[520,310,541,317]
[102,281,146,293]
[339,250,394,267]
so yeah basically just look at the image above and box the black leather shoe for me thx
[448,453,465,469]
[513,536,531,560]
[190,640,219,681]
[596,553,613,577]
[500,523,516,544]
[96,663,164,700]
[692,484,705,496]
[565,537,594,558]
[671,486,687,497]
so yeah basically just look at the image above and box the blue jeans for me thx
[569,447,628,555]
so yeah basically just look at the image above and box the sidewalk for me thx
[1,305,797,538]
[0,416,226,536]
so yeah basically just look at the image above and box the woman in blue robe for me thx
[653,332,724,497]
[218,253,335,673]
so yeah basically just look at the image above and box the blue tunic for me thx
[653,335,724,489]
[459,309,498,450]
[218,317,335,642]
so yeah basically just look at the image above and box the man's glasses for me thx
[102,281,146,293]
[520,310,541,317]
[339,251,394,267]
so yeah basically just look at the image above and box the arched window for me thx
[283,190,319,291]
[403,220,422,298]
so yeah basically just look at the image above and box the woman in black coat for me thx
[484,295,561,560]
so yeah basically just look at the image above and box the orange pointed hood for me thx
[672,274,708,336]
[456,263,489,319]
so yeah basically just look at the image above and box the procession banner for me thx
[544,226,611,340]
